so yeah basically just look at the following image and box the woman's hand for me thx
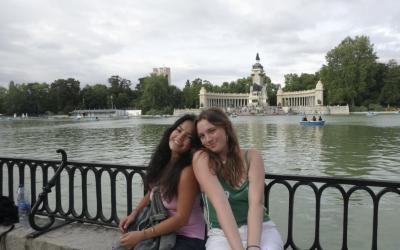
[118,212,136,233]
[120,230,145,249]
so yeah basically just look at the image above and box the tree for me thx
[24,82,51,114]
[284,73,319,91]
[182,78,204,108]
[139,75,170,113]
[81,84,109,109]
[320,36,378,106]
[0,86,7,114]
[108,75,134,109]
[49,78,81,114]
[379,60,400,106]
[166,85,183,113]
[266,82,279,105]
[4,81,25,115]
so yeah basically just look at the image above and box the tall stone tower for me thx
[152,67,171,84]
[249,53,268,106]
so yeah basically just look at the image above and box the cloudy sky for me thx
[1,0,399,89]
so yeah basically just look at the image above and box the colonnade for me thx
[204,97,248,108]
[281,96,316,107]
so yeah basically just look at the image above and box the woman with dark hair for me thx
[193,108,283,250]
[118,114,206,250]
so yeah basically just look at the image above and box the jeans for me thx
[173,235,206,250]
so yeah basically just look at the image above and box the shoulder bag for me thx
[113,187,176,250]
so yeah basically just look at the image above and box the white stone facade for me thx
[276,80,324,107]
[199,53,268,109]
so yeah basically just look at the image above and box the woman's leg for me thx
[205,228,232,250]
[260,220,284,250]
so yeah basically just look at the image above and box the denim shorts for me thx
[173,235,206,250]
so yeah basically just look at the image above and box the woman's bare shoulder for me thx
[193,149,209,161]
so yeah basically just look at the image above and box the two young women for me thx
[119,109,283,250]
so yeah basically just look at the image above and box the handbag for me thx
[0,196,18,244]
[0,196,19,226]
[113,187,176,250]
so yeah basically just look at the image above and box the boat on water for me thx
[300,120,325,126]
[300,115,325,126]
[366,111,377,117]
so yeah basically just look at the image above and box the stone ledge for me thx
[0,221,120,250]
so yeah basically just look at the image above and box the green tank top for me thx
[203,150,270,229]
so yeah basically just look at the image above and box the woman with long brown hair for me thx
[117,114,206,250]
[193,108,283,250]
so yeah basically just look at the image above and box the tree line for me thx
[0,74,276,116]
[282,36,400,111]
[0,35,399,115]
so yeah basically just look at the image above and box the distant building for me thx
[152,67,171,84]
[70,109,133,118]
[276,80,324,107]
[199,53,268,109]
[126,110,142,117]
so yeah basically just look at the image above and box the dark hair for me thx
[195,108,244,187]
[145,114,197,201]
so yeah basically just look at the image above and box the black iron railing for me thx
[1,151,399,249]
[265,174,400,250]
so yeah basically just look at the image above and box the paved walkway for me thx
[0,221,120,250]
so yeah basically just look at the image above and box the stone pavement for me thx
[0,221,120,250]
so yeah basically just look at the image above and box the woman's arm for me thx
[193,151,244,250]
[246,148,266,248]
[119,191,151,232]
[120,165,199,248]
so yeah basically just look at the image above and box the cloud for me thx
[0,0,399,89]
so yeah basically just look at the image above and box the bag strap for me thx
[150,187,168,222]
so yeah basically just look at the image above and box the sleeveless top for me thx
[151,189,205,240]
[202,150,270,229]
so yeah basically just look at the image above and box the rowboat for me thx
[300,120,325,126]
[366,111,377,117]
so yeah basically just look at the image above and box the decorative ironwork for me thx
[265,174,400,250]
[1,151,399,249]
[28,149,71,236]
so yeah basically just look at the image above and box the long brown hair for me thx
[195,108,244,187]
[146,114,197,201]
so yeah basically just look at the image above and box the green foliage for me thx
[81,84,108,109]
[267,82,279,105]
[108,75,134,109]
[350,106,368,112]
[283,73,319,91]
[379,60,400,106]
[368,103,384,111]
[3,81,51,115]
[0,87,6,114]
[49,78,81,114]
[320,36,378,106]
[139,75,178,114]
[182,78,204,108]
